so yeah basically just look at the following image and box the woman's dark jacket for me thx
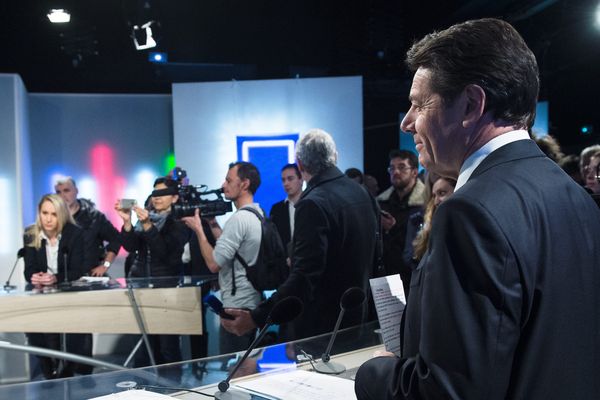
[23,222,85,283]
[120,214,187,278]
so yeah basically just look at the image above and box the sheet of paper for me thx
[369,274,406,356]
[89,389,174,399]
[234,369,357,400]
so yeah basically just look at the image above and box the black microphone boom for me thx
[4,248,25,292]
[217,296,303,395]
[314,287,365,374]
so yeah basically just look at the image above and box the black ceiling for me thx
[2,0,599,151]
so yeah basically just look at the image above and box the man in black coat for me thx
[55,177,120,277]
[269,163,303,255]
[221,129,378,341]
[355,18,600,400]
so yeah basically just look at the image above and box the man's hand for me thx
[373,349,395,358]
[90,265,108,277]
[221,308,257,336]
[380,210,396,232]
[181,209,204,237]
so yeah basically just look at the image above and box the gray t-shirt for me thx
[214,203,263,308]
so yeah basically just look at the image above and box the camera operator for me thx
[115,176,187,380]
[181,161,262,354]
[170,167,222,372]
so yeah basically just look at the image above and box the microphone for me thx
[62,248,69,285]
[4,248,25,292]
[314,287,365,374]
[217,296,303,394]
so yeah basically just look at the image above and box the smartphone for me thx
[203,294,235,320]
[119,198,137,210]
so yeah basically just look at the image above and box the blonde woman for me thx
[23,194,85,379]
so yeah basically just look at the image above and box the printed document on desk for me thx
[369,274,406,356]
[233,369,357,400]
[90,389,173,399]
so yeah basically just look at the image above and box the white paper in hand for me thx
[369,274,406,356]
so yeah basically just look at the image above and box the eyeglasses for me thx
[387,166,414,174]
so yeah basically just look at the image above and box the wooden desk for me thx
[0,286,203,335]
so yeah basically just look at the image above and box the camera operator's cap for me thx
[151,187,178,197]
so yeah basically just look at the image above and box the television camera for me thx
[170,167,232,218]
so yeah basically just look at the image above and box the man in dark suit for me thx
[222,129,378,341]
[269,163,303,255]
[355,18,600,399]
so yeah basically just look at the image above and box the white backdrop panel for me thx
[172,76,363,192]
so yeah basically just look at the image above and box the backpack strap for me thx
[231,207,263,296]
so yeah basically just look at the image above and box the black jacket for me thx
[73,199,120,271]
[357,140,600,399]
[121,213,187,278]
[269,199,292,250]
[23,222,85,283]
[252,166,378,340]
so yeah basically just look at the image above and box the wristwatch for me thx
[103,261,111,269]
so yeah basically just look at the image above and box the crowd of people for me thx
[19,16,600,399]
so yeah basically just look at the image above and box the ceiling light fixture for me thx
[132,21,157,50]
[47,9,71,23]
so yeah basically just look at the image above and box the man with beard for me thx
[377,150,425,295]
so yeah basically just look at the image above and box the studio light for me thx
[132,21,157,50]
[149,52,167,63]
[47,9,71,23]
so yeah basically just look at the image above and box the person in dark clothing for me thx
[221,129,378,342]
[377,150,425,296]
[183,218,219,377]
[355,18,600,400]
[55,177,121,374]
[269,163,303,257]
[23,194,86,379]
[55,177,120,276]
[116,176,187,382]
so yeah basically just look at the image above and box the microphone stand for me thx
[62,250,69,286]
[314,287,365,374]
[216,296,303,398]
[217,318,274,394]
[3,251,23,292]
[313,307,347,374]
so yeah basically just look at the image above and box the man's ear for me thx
[241,178,250,192]
[462,84,486,129]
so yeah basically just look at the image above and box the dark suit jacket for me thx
[252,166,378,340]
[23,222,86,283]
[356,140,600,399]
[270,199,292,249]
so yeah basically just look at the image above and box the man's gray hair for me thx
[295,129,338,176]
[54,176,77,189]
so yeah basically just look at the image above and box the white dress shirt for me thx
[455,130,531,192]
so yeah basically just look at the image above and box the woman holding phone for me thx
[115,176,187,380]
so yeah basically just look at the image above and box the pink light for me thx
[90,143,125,229]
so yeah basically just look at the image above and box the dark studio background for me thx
[1,0,599,187]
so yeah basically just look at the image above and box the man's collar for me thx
[455,130,530,191]
[301,166,344,199]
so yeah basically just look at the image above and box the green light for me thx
[582,126,589,134]
[164,153,176,175]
